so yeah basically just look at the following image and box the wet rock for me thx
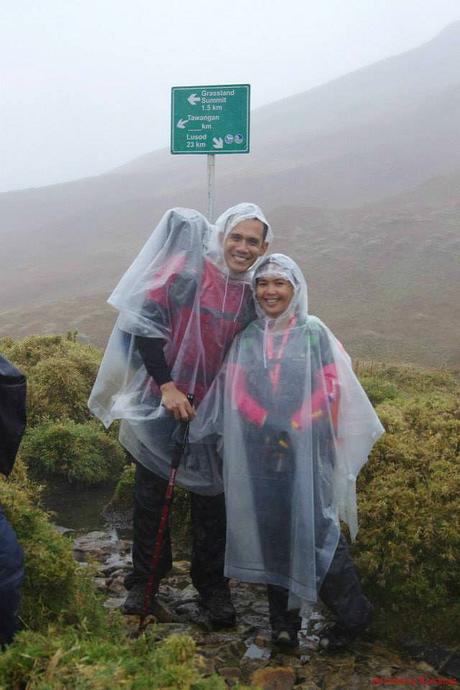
[244,643,271,661]
[250,666,296,690]
[252,601,269,614]
[171,560,190,575]
[218,666,242,682]
[195,655,216,676]
[242,614,268,628]
[166,575,190,590]
[255,630,271,647]
[322,669,354,690]
[94,577,107,591]
[54,525,75,534]
[72,548,87,563]
[104,596,125,609]
[179,583,199,600]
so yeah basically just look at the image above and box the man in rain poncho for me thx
[88,204,271,626]
[191,254,384,648]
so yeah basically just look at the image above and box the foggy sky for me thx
[1,0,459,193]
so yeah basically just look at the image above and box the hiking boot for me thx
[199,583,236,629]
[271,628,299,650]
[122,582,158,616]
[318,623,357,651]
[319,602,374,651]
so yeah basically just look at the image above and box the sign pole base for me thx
[207,154,216,222]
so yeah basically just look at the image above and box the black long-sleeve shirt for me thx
[136,337,172,386]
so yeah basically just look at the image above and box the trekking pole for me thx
[137,394,195,634]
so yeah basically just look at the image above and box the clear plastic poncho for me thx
[88,204,271,495]
[190,254,384,613]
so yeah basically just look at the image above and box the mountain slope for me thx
[1,24,459,367]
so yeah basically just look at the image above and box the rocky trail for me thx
[72,529,459,690]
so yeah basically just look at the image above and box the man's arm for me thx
[136,337,195,421]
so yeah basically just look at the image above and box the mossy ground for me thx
[0,630,243,690]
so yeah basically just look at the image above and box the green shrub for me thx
[354,390,460,645]
[107,463,135,510]
[0,334,101,426]
[0,474,108,632]
[21,420,125,485]
[354,360,457,398]
[359,375,399,405]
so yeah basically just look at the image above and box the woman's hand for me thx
[160,382,196,421]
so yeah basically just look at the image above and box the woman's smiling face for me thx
[255,275,294,318]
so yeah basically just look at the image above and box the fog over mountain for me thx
[1,24,459,367]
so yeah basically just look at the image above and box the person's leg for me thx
[267,584,301,648]
[123,462,173,613]
[0,587,22,647]
[318,534,373,648]
[0,509,24,647]
[190,490,235,628]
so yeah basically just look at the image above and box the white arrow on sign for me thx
[187,93,200,106]
[212,137,223,149]
[176,118,189,129]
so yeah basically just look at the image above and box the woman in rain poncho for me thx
[88,204,271,624]
[191,254,384,648]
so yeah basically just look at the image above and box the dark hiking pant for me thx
[267,535,372,634]
[319,534,372,633]
[124,462,227,594]
[0,508,24,647]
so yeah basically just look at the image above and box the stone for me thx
[195,655,215,676]
[54,525,75,534]
[322,670,354,690]
[244,643,272,660]
[94,577,107,591]
[103,596,125,609]
[171,560,190,574]
[255,630,271,647]
[415,661,436,673]
[218,666,241,681]
[250,666,296,690]
[179,583,198,600]
[252,601,269,614]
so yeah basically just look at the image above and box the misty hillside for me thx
[1,24,459,367]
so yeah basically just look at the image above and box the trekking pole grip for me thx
[171,394,195,469]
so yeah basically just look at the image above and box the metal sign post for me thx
[207,154,216,222]
[171,84,250,221]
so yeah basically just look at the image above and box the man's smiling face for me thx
[223,219,268,273]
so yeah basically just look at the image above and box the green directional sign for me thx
[171,84,250,154]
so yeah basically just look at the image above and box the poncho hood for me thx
[206,202,272,279]
[253,253,308,323]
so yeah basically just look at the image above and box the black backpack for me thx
[0,356,26,477]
